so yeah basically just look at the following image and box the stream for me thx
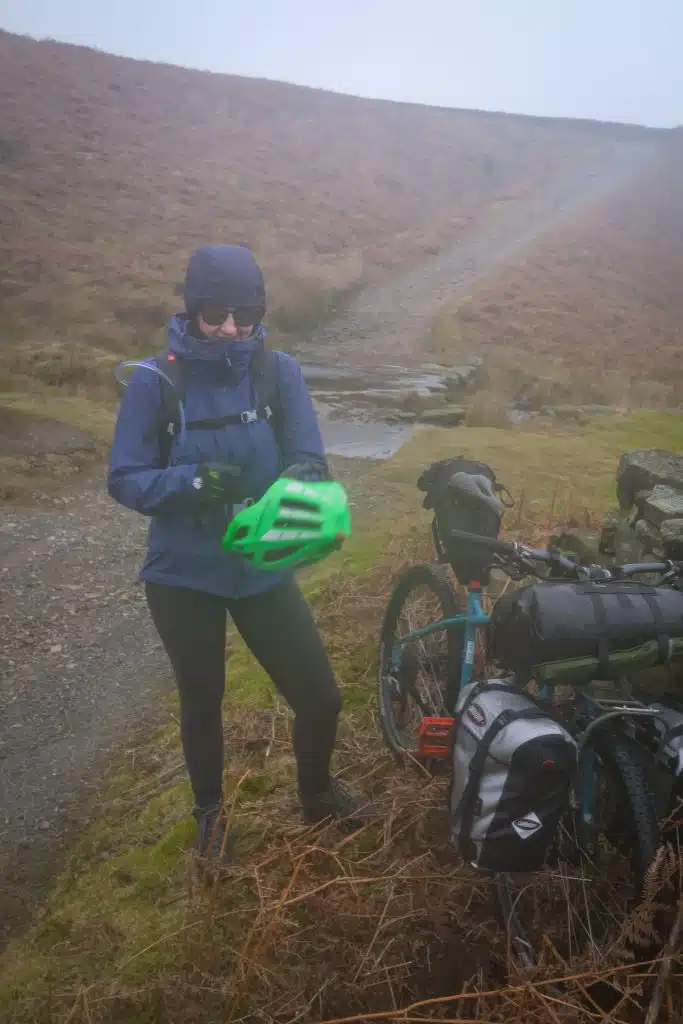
[303,361,461,458]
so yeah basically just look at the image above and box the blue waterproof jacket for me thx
[107,315,327,598]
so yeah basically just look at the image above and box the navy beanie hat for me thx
[183,244,266,318]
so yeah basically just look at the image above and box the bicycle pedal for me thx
[418,716,456,759]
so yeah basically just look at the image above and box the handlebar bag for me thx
[491,580,683,677]
[417,458,505,585]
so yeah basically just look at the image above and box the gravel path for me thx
[0,486,169,939]
[301,139,656,366]
[0,136,658,942]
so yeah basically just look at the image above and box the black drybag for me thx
[491,580,683,678]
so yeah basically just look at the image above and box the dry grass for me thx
[0,30,662,395]
[3,418,683,1023]
[0,393,115,503]
[425,142,683,409]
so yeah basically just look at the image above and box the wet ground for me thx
[303,361,455,457]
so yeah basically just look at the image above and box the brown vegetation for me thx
[0,30,661,395]
[4,521,682,1023]
[427,144,683,409]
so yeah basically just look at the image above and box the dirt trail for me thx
[303,139,655,366]
[0,137,658,942]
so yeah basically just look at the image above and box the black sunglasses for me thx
[200,302,265,327]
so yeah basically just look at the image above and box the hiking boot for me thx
[300,779,375,830]
[193,803,233,866]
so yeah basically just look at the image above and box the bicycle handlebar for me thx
[448,528,683,582]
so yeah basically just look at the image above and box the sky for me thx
[1,0,681,128]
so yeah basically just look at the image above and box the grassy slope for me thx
[425,142,683,410]
[2,410,682,1024]
[0,30,657,396]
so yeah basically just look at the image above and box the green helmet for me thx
[221,477,352,571]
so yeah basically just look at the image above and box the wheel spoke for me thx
[498,733,660,975]
[378,565,462,757]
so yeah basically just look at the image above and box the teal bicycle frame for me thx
[393,583,489,692]
[393,582,601,843]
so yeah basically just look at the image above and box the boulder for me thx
[540,406,590,424]
[633,517,665,557]
[418,405,467,427]
[641,485,683,527]
[541,405,614,422]
[442,360,484,396]
[660,518,683,559]
[387,410,418,424]
[613,515,654,565]
[549,528,603,563]
[617,450,683,510]
[598,509,622,557]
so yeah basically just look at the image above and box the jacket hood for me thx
[183,244,266,318]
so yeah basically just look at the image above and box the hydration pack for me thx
[449,678,577,872]
[116,345,284,468]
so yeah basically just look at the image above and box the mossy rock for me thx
[418,405,467,427]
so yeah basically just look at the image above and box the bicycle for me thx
[377,499,683,972]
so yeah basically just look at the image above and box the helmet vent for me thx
[281,496,319,514]
[274,496,321,532]
[274,516,316,530]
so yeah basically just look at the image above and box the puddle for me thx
[312,397,415,458]
[303,362,454,460]
[319,417,414,459]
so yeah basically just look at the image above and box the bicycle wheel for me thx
[377,564,463,757]
[496,728,661,973]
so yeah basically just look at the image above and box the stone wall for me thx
[551,450,683,566]
[601,450,683,564]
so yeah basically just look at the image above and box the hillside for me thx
[426,141,683,409]
[0,30,661,395]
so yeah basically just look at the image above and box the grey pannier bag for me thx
[640,701,683,786]
[450,679,577,872]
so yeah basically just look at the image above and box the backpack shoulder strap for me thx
[152,347,187,467]
[250,346,282,420]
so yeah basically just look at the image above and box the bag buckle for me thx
[418,716,455,758]
[240,409,259,424]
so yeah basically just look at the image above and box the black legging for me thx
[145,578,342,808]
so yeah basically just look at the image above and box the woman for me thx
[108,244,365,864]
